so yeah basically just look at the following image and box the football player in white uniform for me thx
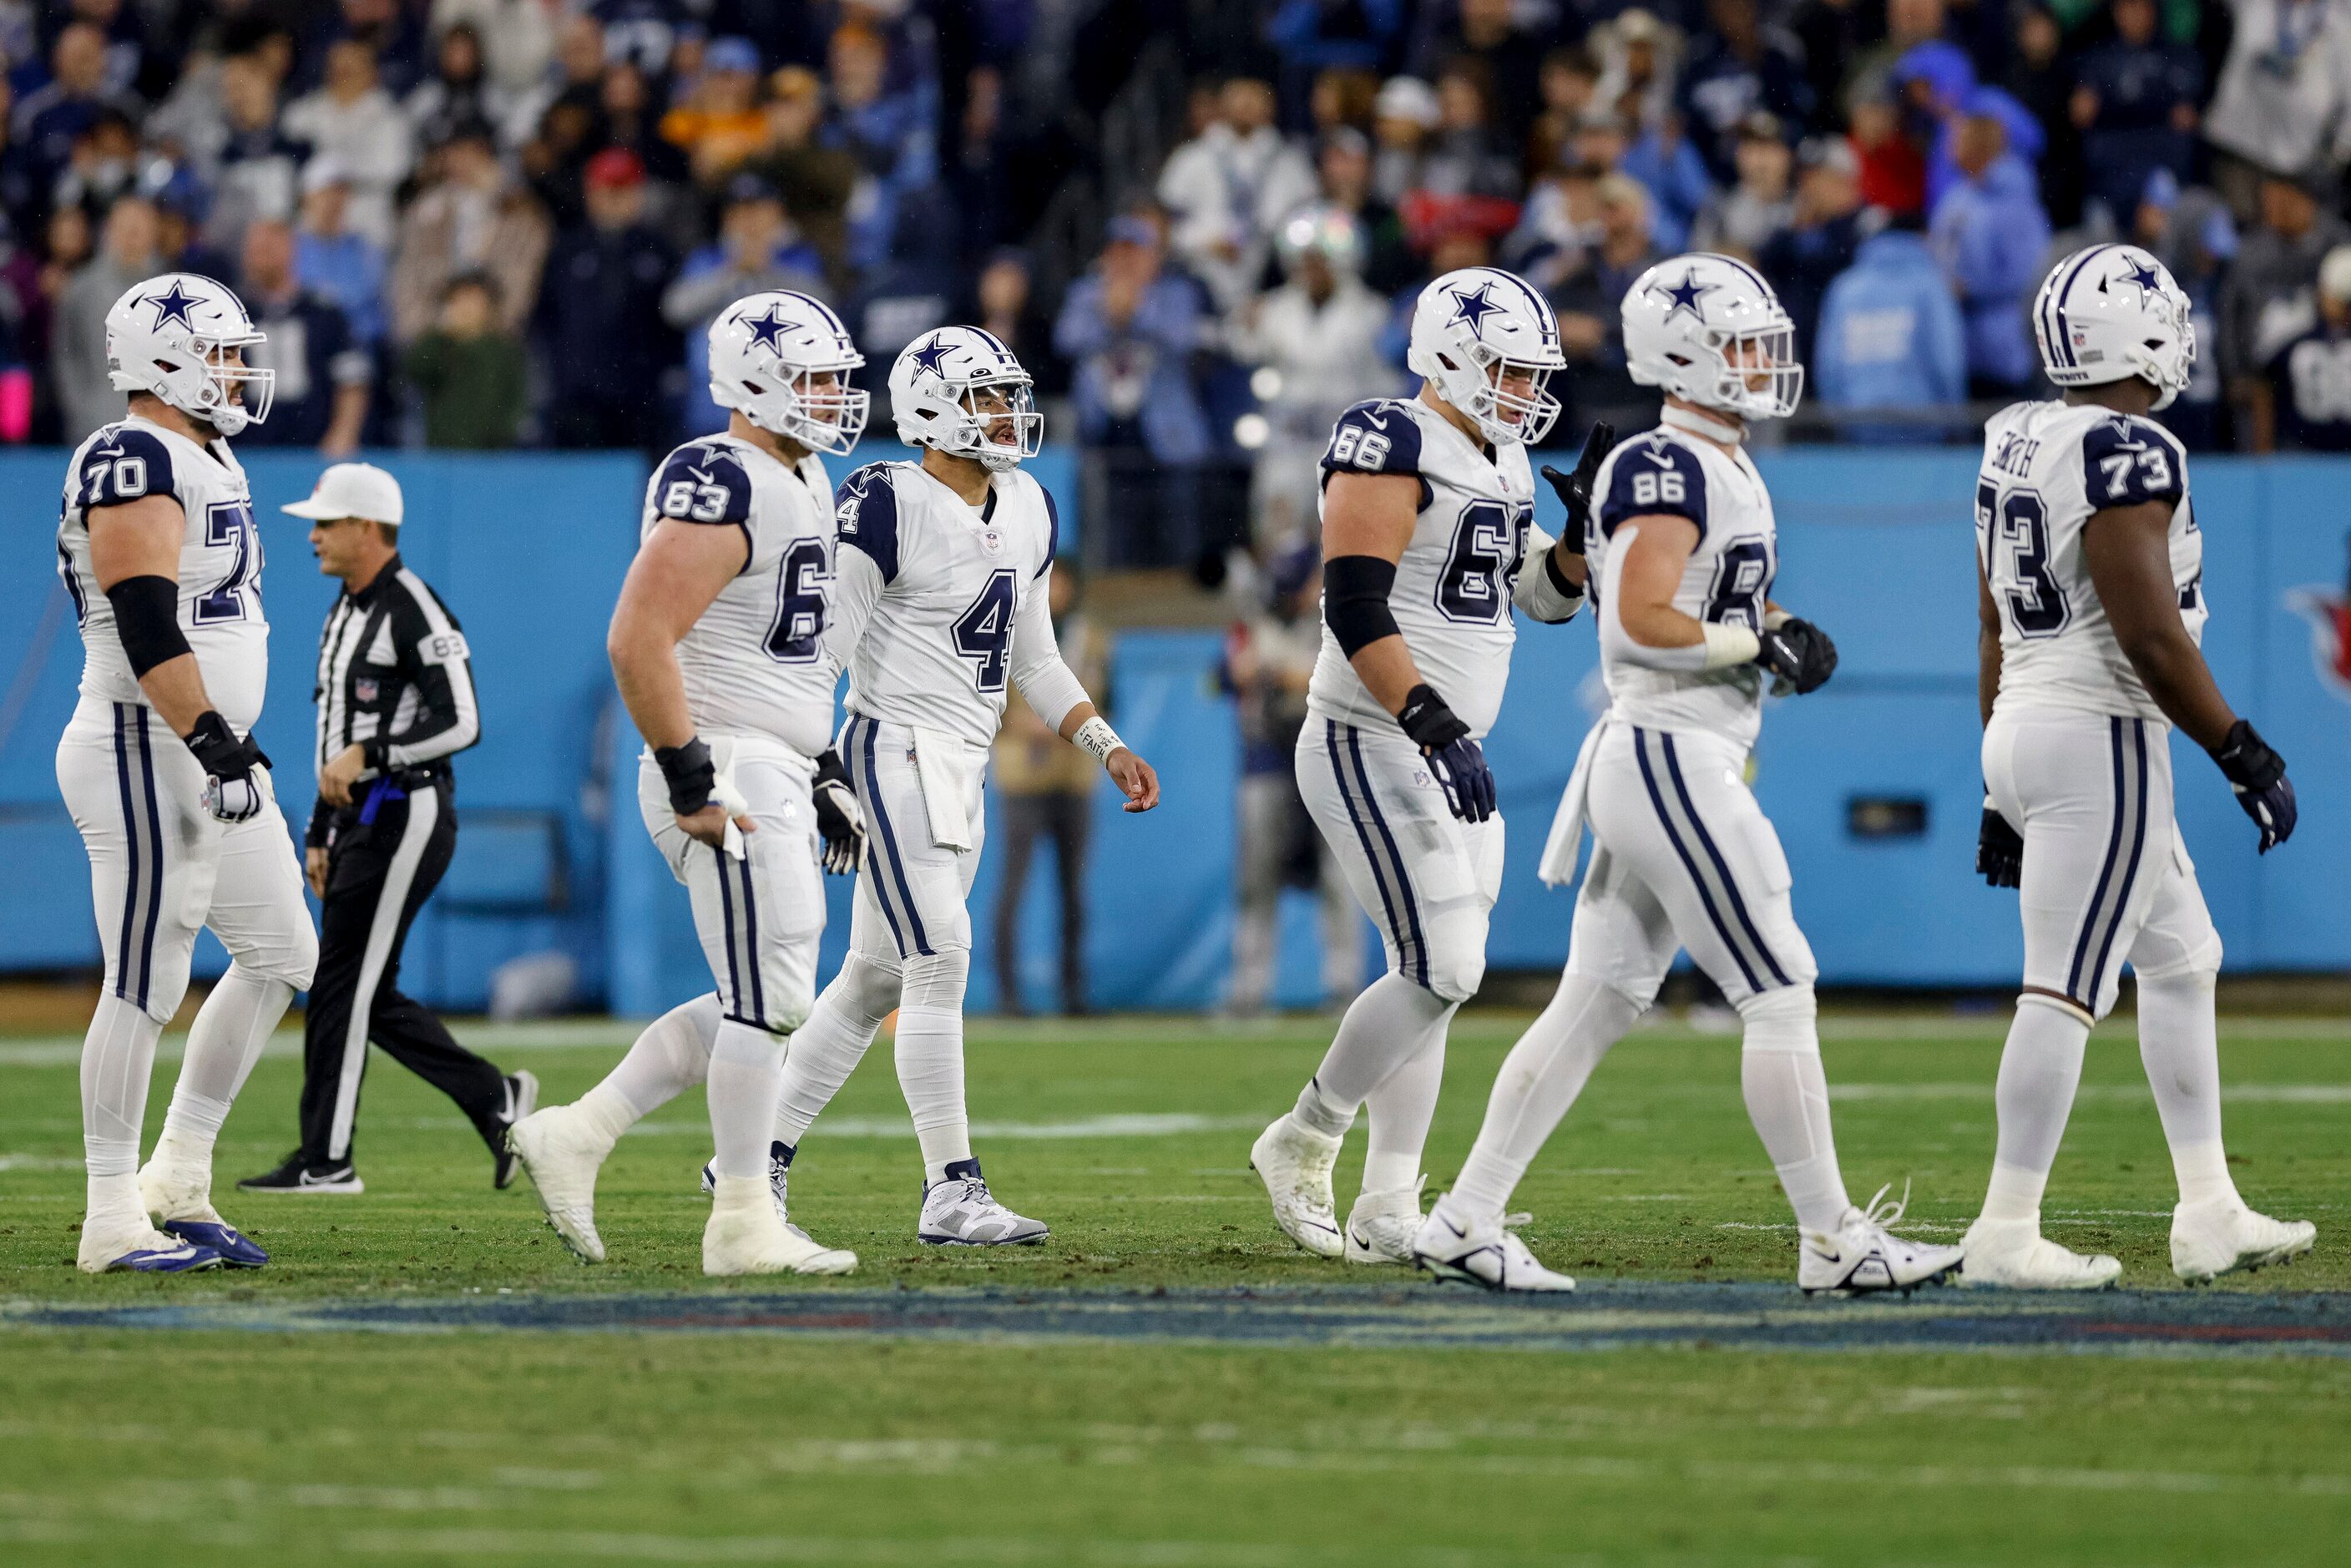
[55,274,317,1272]
[1959,244,2313,1287]
[1246,266,1595,1266]
[751,326,1160,1246]
[508,291,869,1276]
[1411,254,1964,1295]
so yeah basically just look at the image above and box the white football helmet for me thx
[1621,252,1802,422]
[709,289,868,453]
[888,326,1042,470]
[2033,241,2195,412]
[1406,266,1567,446]
[104,273,272,436]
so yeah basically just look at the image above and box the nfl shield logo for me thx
[356,677,379,702]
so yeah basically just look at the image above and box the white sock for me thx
[1290,1077,1354,1139]
[2133,969,2240,1209]
[775,952,901,1147]
[1737,984,1850,1234]
[1979,994,2091,1222]
[1360,1000,1458,1195]
[80,994,163,1232]
[894,948,973,1182]
[705,1019,785,1180]
[579,993,721,1151]
[1306,969,1453,1111]
[1448,973,1642,1226]
[159,965,292,1169]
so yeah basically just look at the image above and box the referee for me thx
[240,463,535,1195]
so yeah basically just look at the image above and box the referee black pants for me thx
[296,775,505,1166]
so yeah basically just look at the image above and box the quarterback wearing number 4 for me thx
[1959,243,2313,1288]
[56,274,317,1273]
[510,291,872,1277]
[1413,253,1964,1296]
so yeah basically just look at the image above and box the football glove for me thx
[654,737,717,816]
[1977,797,2023,888]
[1398,683,1494,823]
[185,711,268,823]
[1537,419,1615,555]
[811,748,865,875]
[2211,718,2296,853]
[1754,616,1838,695]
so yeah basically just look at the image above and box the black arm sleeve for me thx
[1322,554,1402,656]
[104,575,192,677]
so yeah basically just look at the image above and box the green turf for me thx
[3,1010,2346,1564]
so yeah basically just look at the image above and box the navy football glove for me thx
[2212,719,2296,853]
[1398,683,1494,822]
[1537,420,1615,554]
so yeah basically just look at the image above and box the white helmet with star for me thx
[1406,266,1567,446]
[888,325,1042,470]
[2033,241,2194,412]
[104,272,273,436]
[1621,252,1802,422]
[708,289,868,454]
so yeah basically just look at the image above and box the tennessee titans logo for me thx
[907,334,956,378]
[1447,283,1504,336]
[142,281,203,331]
[1648,268,1716,326]
[742,305,796,354]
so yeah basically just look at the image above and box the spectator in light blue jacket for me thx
[1929,98,2051,393]
[1814,216,1967,440]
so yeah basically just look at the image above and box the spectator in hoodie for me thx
[1157,75,1317,319]
[402,270,528,448]
[283,38,414,246]
[1677,0,1815,184]
[293,158,387,349]
[2003,4,2082,229]
[2070,0,2203,225]
[2203,0,2351,220]
[1760,134,1867,364]
[1929,94,2050,393]
[1691,111,1795,260]
[1815,212,1967,437]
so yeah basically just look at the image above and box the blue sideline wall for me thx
[5,443,2346,1014]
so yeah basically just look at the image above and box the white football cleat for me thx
[918,1166,1049,1245]
[1344,1178,1425,1266]
[2171,1199,2316,1283]
[1249,1115,1342,1258]
[1800,1184,1965,1296]
[1410,1199,1576,1292]
[508,1105,609,1263]
[1958,1216,2121,1290]
[705,1176,857,1275]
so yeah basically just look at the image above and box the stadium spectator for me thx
[1407,0,1548,139]
[1929,94,2050,393]
[1267,0,1410,116]
[2263,244,2351,452]
[1814,213,1968,433]
[537,145,677,450]
[15,23,140,186]
[236,215,370,456]
[1159,75,1317,318]
[202,48,307,259]
[661,35,769,186]
[970,248,1064,398]
[1055,210,1211,569]
[295,159,387,350]
[1691,112,1795,260]
[402,271,527,448]
[51,191,158,441]
[663,172,824,438]
[1620,109,1713,255]
[404,20,512,154]
[2127,169,2237,449]
[282,39,414,247]
[2002,3,2081,228]
[390,118,550,344]
[1502,157,1605,292]
[2070,0,2202,226]
[1370,74,1438,205]
[823,20,937,272]
[1527,43,1600,175]
[1415,58,1521,207]
[753,66,857,286]
[1553,172,1661,435]
[2223,169,2351,431]
[1590,9,1681,132]
[595,58,689,189]
[1848,79,1926,217]
[1316,125,1416,295]
[1677,0,1814,183]
[309,0,428,99]
[1760,134,1866,363]
[2203,0,2351,219]
[52,109,141,223]
[432,0,556,99]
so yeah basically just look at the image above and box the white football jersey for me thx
[640,432,837,757]
[57,414,268,731]
[1306,397,1537,737]
[829,459,1059,748]
[1976,401,2204,724]
[1587,418,1777,746]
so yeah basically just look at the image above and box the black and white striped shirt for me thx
[308,555,480,843]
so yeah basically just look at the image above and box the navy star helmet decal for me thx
[741,303,796,354]
[906,334,956,377]
[1447,282,1504,336]
[143,281,204,331]
[2122,259,2164,295]
[1648,267,1716,325]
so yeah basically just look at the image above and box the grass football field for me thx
[2,1007,2347,1565]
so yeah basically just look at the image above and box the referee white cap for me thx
[281,462,404,525]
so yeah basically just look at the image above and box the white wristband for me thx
[1700,622,1762,670]
[1073,716,1124,766]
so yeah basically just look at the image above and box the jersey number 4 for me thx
[1436,500,1527,624]
[764,538,829,664]
[952,569,1018,691]
[1977,482,2069,639]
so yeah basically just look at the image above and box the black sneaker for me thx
[483,1070,539,1190]
[237,1150,364,1195]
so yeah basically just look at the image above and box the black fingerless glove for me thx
[2211,718,2297,853]
[185,710,265,780]
[655,737,715,816]
[1396,683,1470,751]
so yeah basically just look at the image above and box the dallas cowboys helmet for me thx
[2032,242,2194,411]
[1406,266,1567,446]
[888,326,1043,470]
[1621,252,1802,422]
[708,289,868,454]
[104,273,272,436]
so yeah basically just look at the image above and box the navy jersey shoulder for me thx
[75,425,179,511]
[1036,481,1059,580]
[834,461,902,584]
[2079,413,2186,509]
[1597,429,1710,540]
[650,441,753,525]
[1320,399,1424,478]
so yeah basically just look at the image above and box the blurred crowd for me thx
[12,1,2351,494]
